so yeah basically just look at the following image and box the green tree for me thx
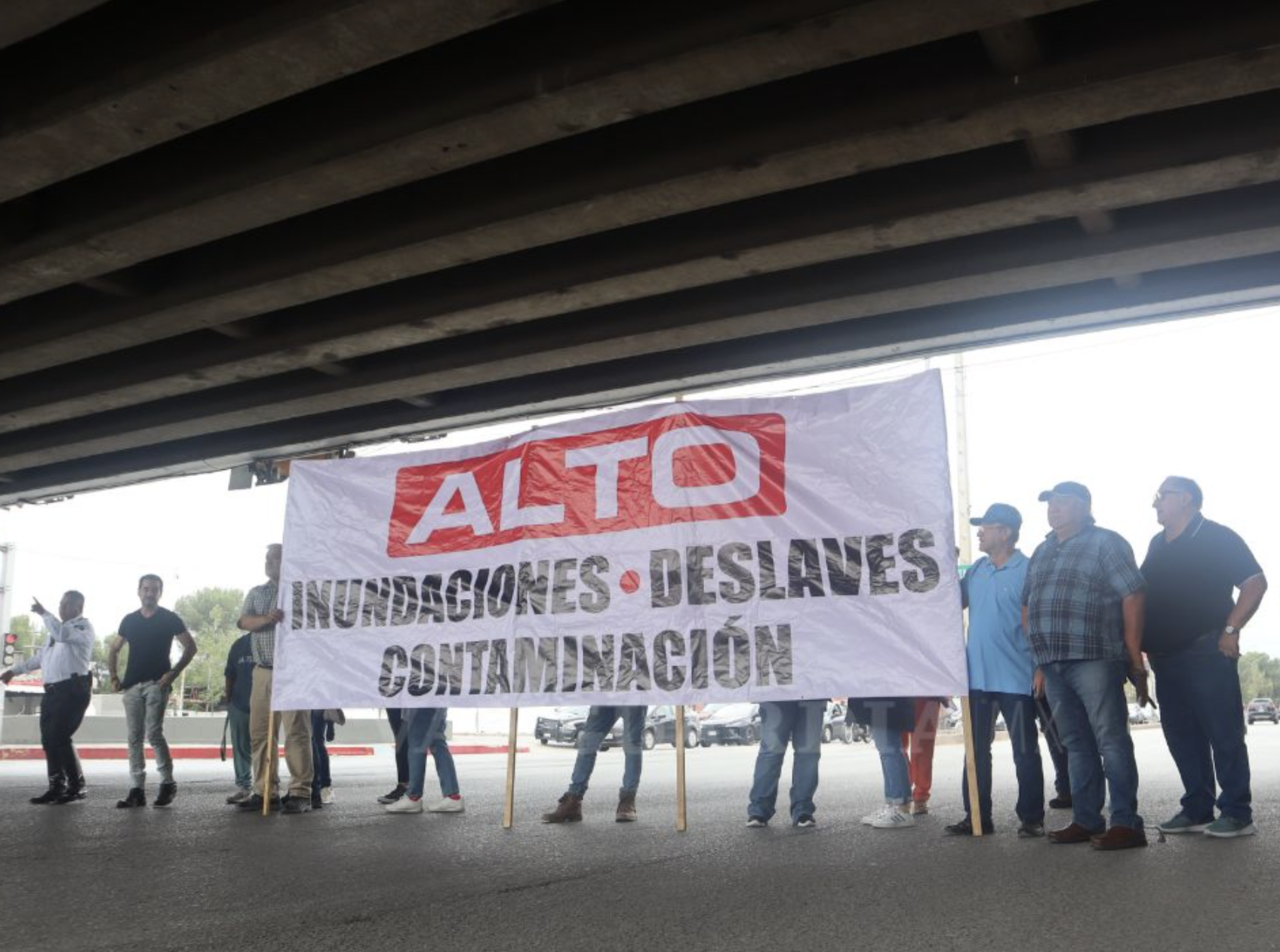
[1239,651,1280,702]
[173,587,245,712]
[10,614,38,659]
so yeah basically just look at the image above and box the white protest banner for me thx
[273,371,966,710]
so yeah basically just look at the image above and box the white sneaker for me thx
[426,796,465,813]
[870,805,915,829]
[319,786,335,805]
[385,796,423,814]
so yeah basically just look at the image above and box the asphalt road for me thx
[2,726,1277,952]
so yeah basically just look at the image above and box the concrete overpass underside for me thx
[3,0,1280,505]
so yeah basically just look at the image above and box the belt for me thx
[45,673,92,690]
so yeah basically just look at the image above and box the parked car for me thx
[822,702,864,743]
[1247,698,1279,725]
[642,706,701,749]
[534,707,624,750]
[697,703,761,746]
[1128,703,1150,725]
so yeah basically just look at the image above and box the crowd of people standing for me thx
[3,476,1266,850]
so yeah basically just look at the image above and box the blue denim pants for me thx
[1150,632,1252,824]
[567,705,646,798]
[871,722,912,804]
[1042,659,1143,831]
[404,707,449,799]
[747,701,824,823]
[962,690,1045,825]
[310,710,331,796]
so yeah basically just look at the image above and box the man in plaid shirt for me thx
[237,543,314,814]
[1023,482,1150,851]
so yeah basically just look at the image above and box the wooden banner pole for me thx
[502,708,519,829]
[675,706,688,832]
[960,696,983,837]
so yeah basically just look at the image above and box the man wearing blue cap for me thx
[1024,482,1150,851]
[946,503,1047,837]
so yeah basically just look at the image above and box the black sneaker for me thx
[795,815,817,828]
[236,794,281,812]
[283,796,312,814]
[310,794,324,810]
[30,786,66,805]
[1049,794,1073,810]
[153,782,178,807]
[116,788,147,808]
[1017,821,1046,838]
[377,784,408,805]
[54,787,87,805]
[944,817,994,836]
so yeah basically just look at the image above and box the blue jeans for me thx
[310,711,332,796]
[405,708,448,799]
[228,705,252,790]
[872,722,911,804]
[121,681,173,789]
[1150,632,1252,824]
[748,701,824,823]
[567,705,646,798]
[1042,659,1142,831]
[962,691,1045,825]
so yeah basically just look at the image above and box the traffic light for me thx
[2,632,16,667]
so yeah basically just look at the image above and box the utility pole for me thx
[953,356,973,566]
[0,543,15,636]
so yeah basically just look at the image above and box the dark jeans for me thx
[310,711,332,795]
[40,675,92,788]
[962,691,1045,825]
[388,708,410,785]
[1043,659,1143,831]
[1150,632,1252,824]
[1036,695,1071,796]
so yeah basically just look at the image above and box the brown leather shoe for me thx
[616,791,637,823]
[541,794,583,823]
[1047,822,1104,844]
[1091,825,1148,851]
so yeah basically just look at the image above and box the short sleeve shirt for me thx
[243,581,280,667]
[119,607,188,689]
[962,552,1035,694]
[224,634,256,713]
[1023,525,1145,665]
[1141,515,1262,655]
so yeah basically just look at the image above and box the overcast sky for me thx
[3,305,1277,660]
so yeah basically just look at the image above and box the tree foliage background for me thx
[172,587,245,711]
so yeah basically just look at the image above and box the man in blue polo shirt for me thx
[946,503,1046,838]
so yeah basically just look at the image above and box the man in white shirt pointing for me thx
[2,593,96,804]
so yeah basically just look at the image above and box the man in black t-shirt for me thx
[1143,477,1267,839]
[107,574,197,808]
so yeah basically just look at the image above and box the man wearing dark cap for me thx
[946,504,1047,837]
[1023,482,1150,850]
[1143,477,1266,838]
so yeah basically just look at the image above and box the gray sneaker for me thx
[1204,816,1256,838]
[1157,813,1212,834]
[225,788,253,805]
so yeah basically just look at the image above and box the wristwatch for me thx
[1224,625,1239,636]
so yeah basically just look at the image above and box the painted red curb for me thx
[0,744,527,761]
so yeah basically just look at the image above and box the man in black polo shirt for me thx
[107,574,196,808]
[1143,476,1267,838]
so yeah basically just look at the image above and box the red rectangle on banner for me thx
[387,412,786,557]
